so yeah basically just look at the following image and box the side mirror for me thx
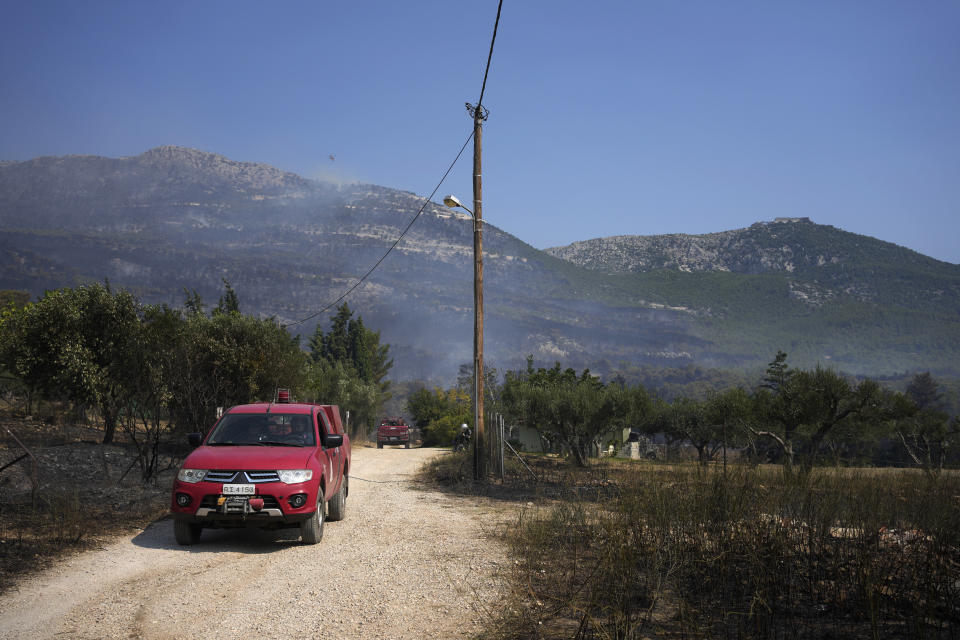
[323,433,343,449]
[187,433,203,447]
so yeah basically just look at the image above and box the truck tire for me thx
[377,442,383,449]
[300,496,325,544]
[405,441,410,449]
[173,519,202,545]
[327,475,347,522]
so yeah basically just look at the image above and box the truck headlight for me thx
[277,469,313,484]
[177,468,208,483]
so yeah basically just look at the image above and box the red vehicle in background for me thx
[376,417,411,449]
[170,393,350,545]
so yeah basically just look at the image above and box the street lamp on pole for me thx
[442,195,471,214]
[443,187,486,480]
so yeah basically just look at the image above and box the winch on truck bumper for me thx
[210,495,274,517]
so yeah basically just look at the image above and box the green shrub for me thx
[422,411,471,447]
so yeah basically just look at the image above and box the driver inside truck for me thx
[266,415,292,437]
[290,415,311,444]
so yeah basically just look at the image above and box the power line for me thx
[467,0,503,122]
[285,130,475,328]
[477,0,504,110]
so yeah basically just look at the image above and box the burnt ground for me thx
[0,417,176,594]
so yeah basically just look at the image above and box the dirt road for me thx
[0,447,504,640]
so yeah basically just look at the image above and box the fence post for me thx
[499,414,504,480]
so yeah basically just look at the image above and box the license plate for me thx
[222,484,255,495]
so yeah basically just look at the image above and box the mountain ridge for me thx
[545,217,954,275]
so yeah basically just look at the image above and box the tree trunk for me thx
[102,408,117,444]
[750,427,794,472]
[569,438,589,467]
[696,444,709,466]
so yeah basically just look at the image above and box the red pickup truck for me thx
[170,400,350,545]
[376,417,411,448]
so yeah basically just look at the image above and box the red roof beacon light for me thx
[276,388,291,404]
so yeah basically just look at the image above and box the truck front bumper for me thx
[171,480,317,528]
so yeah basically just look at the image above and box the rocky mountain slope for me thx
[2,147,958,379]
[546,219,960,322]
[545,217,950,277]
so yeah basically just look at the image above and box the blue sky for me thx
[2,1,958,263]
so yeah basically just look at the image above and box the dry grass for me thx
[424,454,960,639]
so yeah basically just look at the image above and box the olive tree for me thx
[0,283,141,443]
[894,372,958,476]
[502,364,627,467]
[166,309,306,435]
[752,352,881,472]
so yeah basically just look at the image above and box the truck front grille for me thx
[205,470,238,483]
[203,470,282,484]
[244,471,280,483]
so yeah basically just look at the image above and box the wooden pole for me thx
[473,110,487,480]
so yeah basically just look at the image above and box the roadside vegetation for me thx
[0,284,391,458]
[414,353,959,476]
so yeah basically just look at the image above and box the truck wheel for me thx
[405,441,410,449]
[300,496,325,544]
[173,519,202,545]
[328,475,347,522]
[377,442,383,449]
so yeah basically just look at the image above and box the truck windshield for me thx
[207,413,316,447]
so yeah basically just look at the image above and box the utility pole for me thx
[468,101,488,480]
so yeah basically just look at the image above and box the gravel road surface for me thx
[0,447,504,640]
